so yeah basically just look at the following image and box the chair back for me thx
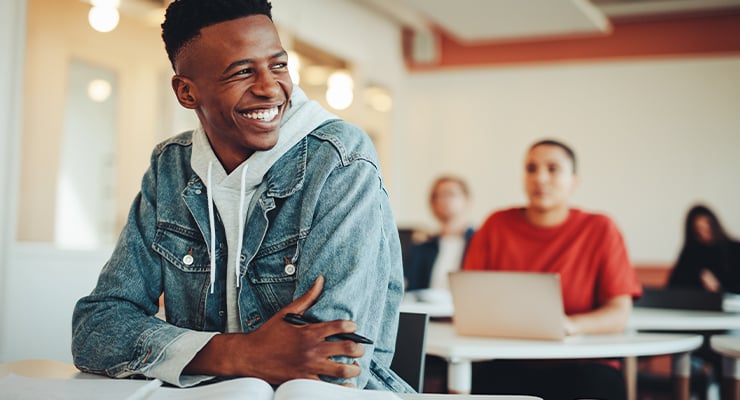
[390,311,429,392]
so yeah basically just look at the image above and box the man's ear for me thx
[172,75,198,109]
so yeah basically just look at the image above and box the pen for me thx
[123,378,163,400]
[283,313,374,344]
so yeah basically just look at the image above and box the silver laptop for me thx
[448,270,566,341]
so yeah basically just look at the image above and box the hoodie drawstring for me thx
[235,164,248,288]
[207,161,216,293]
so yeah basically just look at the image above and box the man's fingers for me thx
[284,275,324,314]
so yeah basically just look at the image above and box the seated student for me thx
[668,204,740,294]
[463,139,642,400]
[665,203,740,391]
[71,0,411,392]
[404,176,475,393]
[405,175,475,293]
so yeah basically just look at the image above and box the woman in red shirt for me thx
[463,139,642,400]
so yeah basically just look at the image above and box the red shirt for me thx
[463,207,642,315]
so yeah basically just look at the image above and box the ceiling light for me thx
[88,5,120,32]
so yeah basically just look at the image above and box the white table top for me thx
[0,359,539,400]
[629,307,740,331]
[709,334,740,358]
[426,322,703,362]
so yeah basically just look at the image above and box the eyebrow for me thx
[221,50,288,75]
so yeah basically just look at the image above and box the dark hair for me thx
[430,175,470,202]
[684,204,730,246]
[161,0,273,70]
[529,139,577,174]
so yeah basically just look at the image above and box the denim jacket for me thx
[71,120,412,392]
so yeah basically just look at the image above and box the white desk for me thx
[709,334,740,400]
[0,359,539,400]
[629,307,740,331]
[628,307,740,398]
[425,322,703,400]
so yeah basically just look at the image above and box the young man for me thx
[72,0,410,392]
[463,139,642,400]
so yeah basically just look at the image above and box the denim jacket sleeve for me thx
[281,123,409,392]
[71,140,212,387]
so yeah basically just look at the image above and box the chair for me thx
[390,311,429,392]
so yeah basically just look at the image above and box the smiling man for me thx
[71,0,411,392]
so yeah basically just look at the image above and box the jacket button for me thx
[284,263,296,275]
[182,254,194,265]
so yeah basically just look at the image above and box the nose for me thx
[251,72,280,98]
[532,167,548,183]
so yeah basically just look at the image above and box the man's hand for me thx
[184,276,365,385]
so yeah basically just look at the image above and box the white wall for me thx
[3,245,110,362]
[397,56,740,264]
[0,0,26,361]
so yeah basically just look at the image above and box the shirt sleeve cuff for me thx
[146,330,219,387]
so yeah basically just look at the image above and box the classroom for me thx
[1,1,739,399]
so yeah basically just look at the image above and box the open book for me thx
[0,374,402,400]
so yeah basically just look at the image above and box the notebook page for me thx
[274,379,402,400]
[0,374,148,400]
[150,377,273,400]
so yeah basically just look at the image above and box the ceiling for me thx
[351,0,740,44]
[116,0,740,44]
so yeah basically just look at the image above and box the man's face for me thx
[173,15,293,171]
[524,144,577,213]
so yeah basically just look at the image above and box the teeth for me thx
[242,107,278,121]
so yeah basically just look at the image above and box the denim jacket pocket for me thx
[152,222,212,273]
[246,237,300,314]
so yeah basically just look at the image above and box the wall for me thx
[0,0,26,361]
[397,56,740,264]
[17,0,173,243]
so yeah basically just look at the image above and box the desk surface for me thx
[629,307,740,331]
[425,322,703,361]
[0,359,539,400]
[710,334,740,358]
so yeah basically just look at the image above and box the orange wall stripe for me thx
[404,12,740,70]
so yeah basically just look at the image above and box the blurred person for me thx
[405,175,475,293]
[668,204,740,294]
[462,138,642,400]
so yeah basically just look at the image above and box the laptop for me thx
[448,270,566,341]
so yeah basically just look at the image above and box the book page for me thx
[0,374,275,400]
[0,374,149,399]
[150,377,274,400]
[274,379,402,400]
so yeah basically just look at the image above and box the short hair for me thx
[529,138,577,174]
[430,175,470,202]
[161,0,273,70]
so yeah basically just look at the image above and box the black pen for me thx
[283,313,374,344]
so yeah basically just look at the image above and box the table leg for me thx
[446,358,472,394]
[671,352,691,400]
[624,356,636,400]
[721,356,740,400]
